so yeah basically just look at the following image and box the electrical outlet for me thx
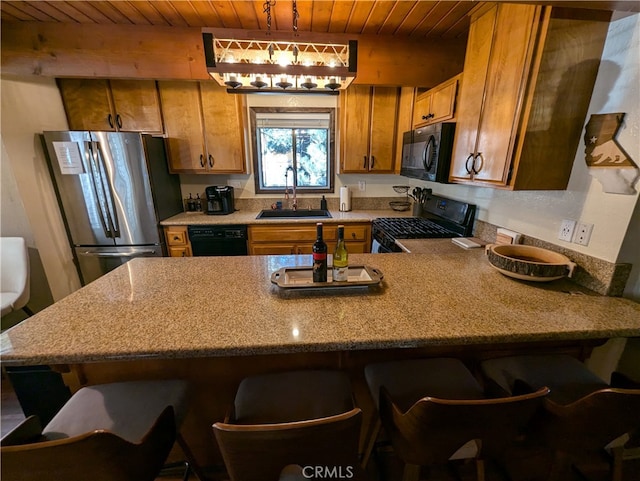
[358,181,366,191]
[558,219,576,242]
[227,180,242,189]
[574,223,594,246]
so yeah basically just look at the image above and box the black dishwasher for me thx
[188,225,248,256]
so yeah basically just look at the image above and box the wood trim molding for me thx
[1,22,466,87]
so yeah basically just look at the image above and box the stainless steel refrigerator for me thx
[42,131,183,285]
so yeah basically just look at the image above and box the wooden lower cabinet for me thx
[164,226,192,257]
[248,222,370,255]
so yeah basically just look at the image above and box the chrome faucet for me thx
[285,166,298,211]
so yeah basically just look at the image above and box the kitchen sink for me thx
[256,209,332,219]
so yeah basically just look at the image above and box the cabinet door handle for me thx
[116,114,122,129]
[422,113,435,120]
[200,154,205,168]
[107,114,114,129]
[351,232,356,239]
[208,154,214,168]
[290,247,295,255]
[363,155,368,169]
[472,153,484,175]
[465,154,474,175]
[370,155,375,169]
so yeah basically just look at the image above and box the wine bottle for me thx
[312,222,328,282]
[333,224,348,282]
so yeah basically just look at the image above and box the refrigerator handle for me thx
[85,141,113,238]
[78,249,157,257]
[94,141,121,238]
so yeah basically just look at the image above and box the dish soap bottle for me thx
[312,222,328,282]
[320,195,328,211]
[333,224,348,282]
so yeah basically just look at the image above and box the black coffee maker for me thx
[205,186,235,215]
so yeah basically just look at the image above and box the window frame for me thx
[250,106,335,195]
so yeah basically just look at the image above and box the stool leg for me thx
[475,458,485,481]
[475,440,485,481]
[611,446,623,481]
[402,463,421,481]
[176,433,207,481]
[548,450,572,481]
[361,417,381,469]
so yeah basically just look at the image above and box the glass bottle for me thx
[195,193,203,212]
[187,193,195,212]
[312,222,328,283]
[333,224,348,282]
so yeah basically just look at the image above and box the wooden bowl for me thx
[485,244,576,282]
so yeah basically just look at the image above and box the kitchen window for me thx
[250,107,335,194]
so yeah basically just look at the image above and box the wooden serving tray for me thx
[270,265,384,289]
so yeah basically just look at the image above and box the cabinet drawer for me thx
[343,225,368,242]
[250,225,333,243]
[166,228,188,246]
[168,245,192,257]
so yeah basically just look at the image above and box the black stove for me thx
[372,194,476,253]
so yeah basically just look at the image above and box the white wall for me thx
[0,75,81,301]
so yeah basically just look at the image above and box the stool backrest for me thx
[539,387,640,452]
[0,237,30,311]
[213,407,363,481]
[1,407,176,481]
[380,386,549,466]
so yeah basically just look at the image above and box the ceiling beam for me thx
[1,21,466,87]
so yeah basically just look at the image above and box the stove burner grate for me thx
[373,217,457,239]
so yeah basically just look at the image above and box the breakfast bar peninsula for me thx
[2,246,639,466]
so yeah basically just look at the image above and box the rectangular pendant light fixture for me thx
[202,29,357,94]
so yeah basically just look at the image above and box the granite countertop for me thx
[2,244,639,365]
[161,208,412,226]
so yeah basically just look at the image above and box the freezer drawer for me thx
[74,246,163,285]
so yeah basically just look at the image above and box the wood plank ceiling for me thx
[0,1,478,39]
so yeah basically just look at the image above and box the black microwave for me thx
[400,123,456,183]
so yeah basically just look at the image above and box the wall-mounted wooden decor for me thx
[584,113,638,194]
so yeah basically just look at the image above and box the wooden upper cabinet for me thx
[58,79,163,133]
[450,4,609,190]
[158,81,246,174]
[200,82,245,173]
[341,85,399,173]
[158,81,206,173]
[412,74,461,128]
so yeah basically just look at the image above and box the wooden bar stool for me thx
[480,354,640,481]
[213,369,368,481]
[1,379,206,481]
[363,357,549,481]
